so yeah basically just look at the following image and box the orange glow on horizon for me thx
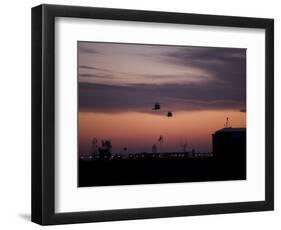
[79,110,246,155]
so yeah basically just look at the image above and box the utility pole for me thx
[92,138,98,158]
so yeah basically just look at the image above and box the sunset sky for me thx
[78,42,246,155]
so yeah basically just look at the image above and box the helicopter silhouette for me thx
[166,111,173,117]
[152,103,161,110]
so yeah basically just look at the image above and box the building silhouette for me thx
[212,127,246,164]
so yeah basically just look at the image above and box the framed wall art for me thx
[31,4,274,225]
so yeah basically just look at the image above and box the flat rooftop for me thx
[214,127,246,133]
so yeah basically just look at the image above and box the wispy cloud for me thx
[79,82,245,113]
[78,42,100,54]
[78,42,246,113]
[79,73,117,79]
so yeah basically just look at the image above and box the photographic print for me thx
[78,42,246,187]
[32,5,274,224]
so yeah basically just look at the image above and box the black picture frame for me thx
[31,4,274,225]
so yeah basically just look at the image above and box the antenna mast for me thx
[92,138,98,155]
[225,117,230,128]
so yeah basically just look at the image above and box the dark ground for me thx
[78,156,246,187]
